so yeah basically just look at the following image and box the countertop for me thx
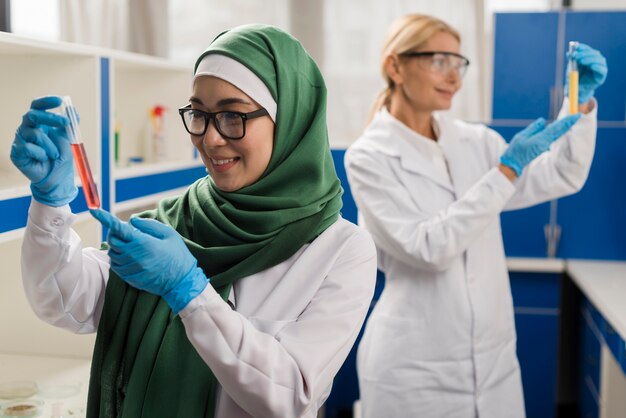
[566,259,626,342]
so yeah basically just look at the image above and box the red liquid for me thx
[71,143,101,209]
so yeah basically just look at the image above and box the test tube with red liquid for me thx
[61,96,101,209]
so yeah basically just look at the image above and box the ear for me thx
[384,54,404,85]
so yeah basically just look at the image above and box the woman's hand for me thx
[90,209,209,313]
[499,114,581,178]
[10,96,78,206]
[567,43,608,107]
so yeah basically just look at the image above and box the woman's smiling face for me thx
[189,76,275,192]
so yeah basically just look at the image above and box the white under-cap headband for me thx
[194,54,277,122]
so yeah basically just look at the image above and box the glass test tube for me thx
[568,41,579,114]
[61,96,101,209]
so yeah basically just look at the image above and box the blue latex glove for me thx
[90,209,209,313]
[10,96,78,207]
[566,43,608,104]
[500,114,582,177]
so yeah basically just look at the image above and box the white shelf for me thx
[110,56,193,172]
[112,186,188,215]
[115,159,204,179]
[0,32,101,199]
[0,31,202,363]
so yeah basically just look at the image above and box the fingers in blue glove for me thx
[89,209,135,242]
[30,96,64,111]
[47,126,72,157]
[17,123,63,161]
[129,217,174,239]
[568,43,608,80]
[11,130,53,163]
[541,113,582,141]
[516,118,546,139]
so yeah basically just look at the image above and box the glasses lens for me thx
[215,112,245,139]
[183,109,207,135]
[429,53,469,77]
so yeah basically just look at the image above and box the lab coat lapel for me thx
[435,114,474,198]
[367,110,455,193]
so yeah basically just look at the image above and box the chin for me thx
[436,100,453,111]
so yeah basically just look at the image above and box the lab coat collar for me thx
[363,108,455,193]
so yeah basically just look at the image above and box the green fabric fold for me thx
[87,24,342,418]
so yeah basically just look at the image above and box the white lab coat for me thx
[20,201,377,418]
[344,99,597,418]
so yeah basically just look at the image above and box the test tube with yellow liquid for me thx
[568,41,579,114]
[60,96,101,209]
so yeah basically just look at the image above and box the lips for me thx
[435,88,454,97]
[210,156,239,173]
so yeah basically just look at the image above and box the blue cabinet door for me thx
[556,127,626,260]
[510,272,561,418]
[579,298,601,418]
[492,12,560,120]
[564,11,626,122]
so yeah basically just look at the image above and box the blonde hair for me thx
[367,14,461,123]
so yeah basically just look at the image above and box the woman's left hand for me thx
[90,209,209,313]
[568,42,608,104]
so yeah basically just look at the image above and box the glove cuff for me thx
[499,156,523,177]
[163,266,210,314]
[578,88,594,105]
[30,183,78,207]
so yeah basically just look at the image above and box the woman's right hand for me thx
[10,96,78,207]
[499,113,581,178]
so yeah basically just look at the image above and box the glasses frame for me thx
[178,104,269,140]
[398,51,470,76]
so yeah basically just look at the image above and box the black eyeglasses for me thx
[399,51,470,77]
[178,105,269,140]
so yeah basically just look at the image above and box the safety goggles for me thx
[178,104,269,140]
[399,51,470,77]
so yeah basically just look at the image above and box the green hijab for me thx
[87,24,343,418]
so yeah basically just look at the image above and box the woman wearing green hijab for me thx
[13,25,377,417]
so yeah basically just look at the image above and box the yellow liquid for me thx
[569,70,579,114]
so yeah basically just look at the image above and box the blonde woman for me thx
[345,14,606,418]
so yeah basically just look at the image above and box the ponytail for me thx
[367,85,393,124]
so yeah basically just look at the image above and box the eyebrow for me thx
[189,96,253,107]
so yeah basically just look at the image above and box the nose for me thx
[446,67,462,86]
[202,120,228,147]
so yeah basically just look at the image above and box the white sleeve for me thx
[21,199,110,334]
[178,228,377,418]
[345,146,515,272]
[504,97,598,211]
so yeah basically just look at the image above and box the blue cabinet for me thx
[494,12,626,261]
[510,272,561,418]
[493,12,560,120]
[493,11,626,123]
[564,12,626,122]
[578,297,602,418]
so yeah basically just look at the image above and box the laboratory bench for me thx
[506,258,626,418]
[565,260,626,418]
[0,353,90,417]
